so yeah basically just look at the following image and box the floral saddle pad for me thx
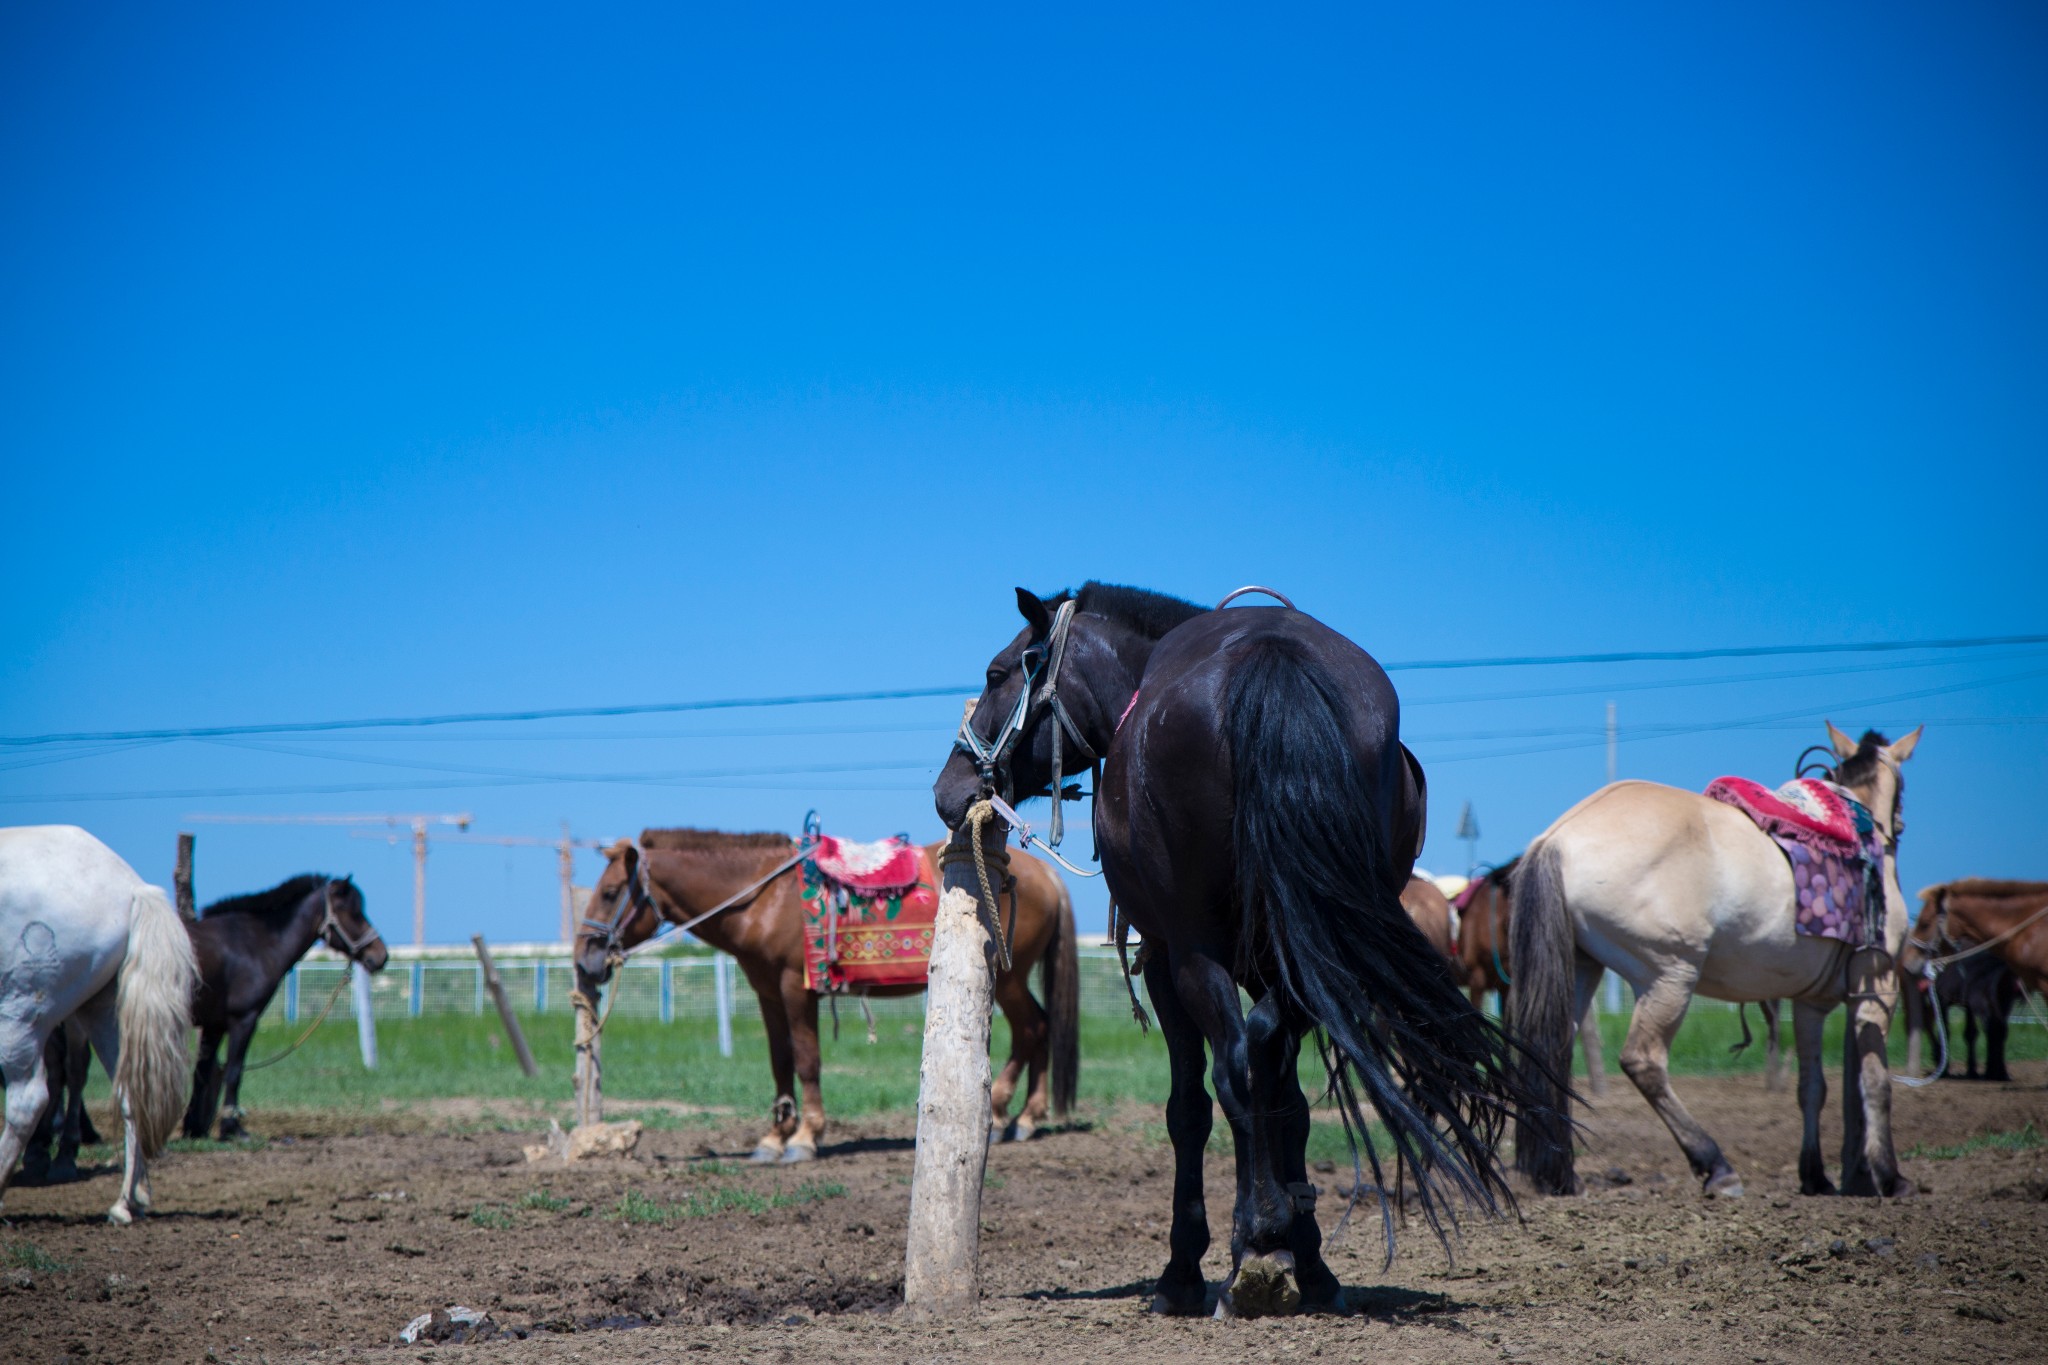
[1705,776,1885,947]
[801,835,939,991]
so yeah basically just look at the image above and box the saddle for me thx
[800,833,940,992]
[1706,776,1885,947]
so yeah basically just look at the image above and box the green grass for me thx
[468,1202,516,1229]
[67,992,2044,1130]
[516,1189,574,1212]
[3,1243,67,1273]
[1905,1123,2044,1161]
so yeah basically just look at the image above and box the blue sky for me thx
[4,4,2043,943]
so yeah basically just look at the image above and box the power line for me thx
[5,631,2042,748]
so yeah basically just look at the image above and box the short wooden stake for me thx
[473,935,539,1077]
[902,826,1001,1319]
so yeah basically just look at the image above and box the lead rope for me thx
[241,970,354,1072]
[1892,961,1950,1089]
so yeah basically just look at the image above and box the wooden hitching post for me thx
[902,819,1002,1319]
[472,935,539,1078]
[174,833,196,921]
[573,982,603,1126]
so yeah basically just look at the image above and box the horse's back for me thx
[1537,783,1837,1000]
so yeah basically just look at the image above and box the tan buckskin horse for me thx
[1511,724,1920,1200]
[575,829,1077,1162]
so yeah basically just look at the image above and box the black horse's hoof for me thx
[1216,1253,1300,1320]
[18,1148,52,1186]
[1148,1269,1208,1316]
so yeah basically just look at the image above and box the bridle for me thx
[952,597,1099,849]
[317,879,384,963]
[579,846,660,970]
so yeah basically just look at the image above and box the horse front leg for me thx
[1792,1001,1835,1195]
[737,959,796,1162]
[779,981,826,1162]
[183,1028,225,1139]
[1141,949,1213,1316]
[216,1013,263,1140]
[53,1021,93,1180]
[1840,960,1906,1198]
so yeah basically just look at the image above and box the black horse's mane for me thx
[1483,854,1522,888]
[1833,730,1893,790]
[1067,581,1207,641]
[202,873,330,922]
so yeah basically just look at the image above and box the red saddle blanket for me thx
[1705,777,1883,946]
[801,838,939,992]
[810,835,925,892]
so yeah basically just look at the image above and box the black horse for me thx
[183,875,388,1139]
[935,584,1548,1318]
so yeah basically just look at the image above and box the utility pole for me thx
[1606,701,1618,786]
[371,826,608,943]
[1456,801,1479,877]
[560,821,578,943]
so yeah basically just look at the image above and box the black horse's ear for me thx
[1015,587,1052,636]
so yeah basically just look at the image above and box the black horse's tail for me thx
[1227,638,1539,1255]
[1507,839,1581,1194]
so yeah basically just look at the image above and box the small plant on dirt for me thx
[1907,1123,2043,1161]
[691,1159,741,1177]
[469,1203,515,1230]
[612,1189,675,1226]
[983,1172,1006,1190]
[518,1189,573,1213]
[4,1243,67,1273]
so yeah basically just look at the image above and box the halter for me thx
[579,845,659,967]
[952,597,1099,848]
[317,880,384,963]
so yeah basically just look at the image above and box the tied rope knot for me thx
[940,799,1015,971]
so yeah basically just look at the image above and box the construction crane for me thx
[187,812,473,945]
[354,821,611,942]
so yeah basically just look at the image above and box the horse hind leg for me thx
[52,1020,94,1181]
[76,992,150,1223]
[990,972,1049,1143]
[0,1030,54,1208]
[1619,973,1742,1196]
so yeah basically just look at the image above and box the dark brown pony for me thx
[936,584,1546,1318]
[575,830,1077,1161]
[184,875,389,1139]
[1452,861,1517,1009]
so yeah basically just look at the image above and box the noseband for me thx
[318,880,384,962]
[952,598,1099,848]
[579,847,657,973]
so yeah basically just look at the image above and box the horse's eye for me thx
[986,666,1008,687]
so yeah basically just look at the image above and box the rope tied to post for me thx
[939,799,1015,972]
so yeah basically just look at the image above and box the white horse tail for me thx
[1507,840,1579,1195]
[115,886,198,1157]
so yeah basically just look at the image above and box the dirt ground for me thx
[2,1068,2044,1365]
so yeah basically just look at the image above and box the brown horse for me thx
[1401,876,1455,958]
[575,829,1077,1162]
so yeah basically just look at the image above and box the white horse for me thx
[0,825,198,1222]
[1509,724,1919,1200]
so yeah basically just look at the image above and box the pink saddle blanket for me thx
[1705,776,1883,945]
[810,834,924,893]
